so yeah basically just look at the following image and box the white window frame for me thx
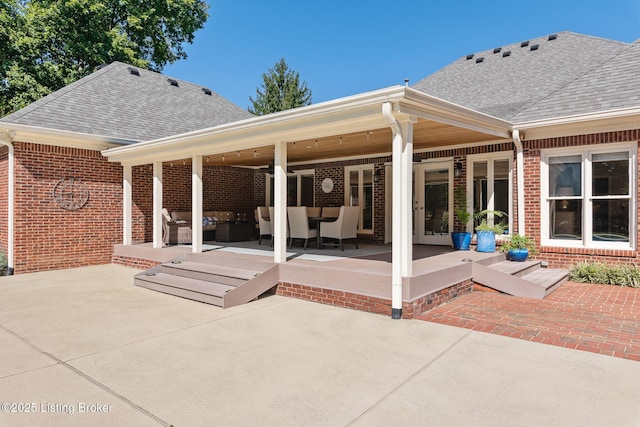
[345,164,375,234]
[540,141,637,250]
[467,151,514,234]
[266,169,315,206]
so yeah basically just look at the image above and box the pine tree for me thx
[248,58,312,115]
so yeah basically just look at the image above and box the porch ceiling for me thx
[103,86,513,167]
[174,118,507,168]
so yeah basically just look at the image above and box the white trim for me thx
[344,164,375,234]
[540,141,637,250]
[152,162,163,248]
[0,122,134,150]
[467,151,514,234]
[123,165,132,245]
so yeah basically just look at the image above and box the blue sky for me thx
[163,1,640,110]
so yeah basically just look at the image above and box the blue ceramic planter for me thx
[451,232,472,250]
[476,231,496,252]
[508,248,529,262]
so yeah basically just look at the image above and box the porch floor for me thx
[114,240,500,311]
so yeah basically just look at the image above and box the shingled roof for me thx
[412,32,631,121]
[0,62,253,142]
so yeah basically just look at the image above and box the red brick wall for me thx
[13,142,123,273]
[275,279,472,318]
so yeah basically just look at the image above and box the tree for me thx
[0,0,209,116]
[248,58,312,115]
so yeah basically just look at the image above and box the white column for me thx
[152,161,163,248]
[192,155,203,253]
[399,119,414,278]
[122,164,132,245]
[273,141,287,263]
[391,129,404,319]
[391,116,416,319]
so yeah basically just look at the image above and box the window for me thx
[542,143,636,249]
[267,170,315,206]
[345,165,374,233]
[468,153,513,233]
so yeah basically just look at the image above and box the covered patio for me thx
[113,238,504,318]
[104,85,515,318]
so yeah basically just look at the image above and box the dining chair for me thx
[287,206,317,249]
[319,206,360,250]
[257,206,271,245]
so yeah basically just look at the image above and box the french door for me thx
[413,162,453,245]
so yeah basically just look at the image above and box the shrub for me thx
[569,261,640,288]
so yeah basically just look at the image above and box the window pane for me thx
[592,199,629,242]
[362,170,373,230]
[473,161,487,214]
[592,153,629,196]
[494,159,509,229]
[549,156,581,197]
[549,199,582,239]
[300,175,314,207]
[424,169,449,235]
[287,176,297,206]
[349,170,359,206]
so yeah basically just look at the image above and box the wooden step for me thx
[488,260,541,278]
[520,268,568,296]
[161,260,260,286]
[135,272,237,306]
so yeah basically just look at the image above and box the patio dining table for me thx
[308,216,337,248]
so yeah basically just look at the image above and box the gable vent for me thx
[475,57,484,63]
[521,41,529,47]
[530,44,539,51]
[548,33,557,41]
[493,47,501,54]
[466,54,474,60]
[201,87,212,96]
[167,78,179,87]
[127,67,140,76]
[502,50,511,57]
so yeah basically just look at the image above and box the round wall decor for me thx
[321,177,334,193]
[52,177,89,210]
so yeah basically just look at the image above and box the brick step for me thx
[161,260,260,286]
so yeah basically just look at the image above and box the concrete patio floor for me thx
[1,265,639,427]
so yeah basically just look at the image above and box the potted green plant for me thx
[451,187,472,250]
[500,234,536,261]
[474,210,506,253]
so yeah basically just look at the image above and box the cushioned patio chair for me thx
[320,206,359,250]
[287,206,317,249]
[257,206,272,245]
[162,208,192,245]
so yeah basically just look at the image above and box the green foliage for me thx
[1,0,209,115]
[569,262,640,287]
[474,209,506,233]
[0,250,7,273]
[499,234,537,254]
[453,187,471,231]
[248,58,312,115]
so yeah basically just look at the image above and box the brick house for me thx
[1,31,640,317]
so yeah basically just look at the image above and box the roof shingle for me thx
[0,62,253,142]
